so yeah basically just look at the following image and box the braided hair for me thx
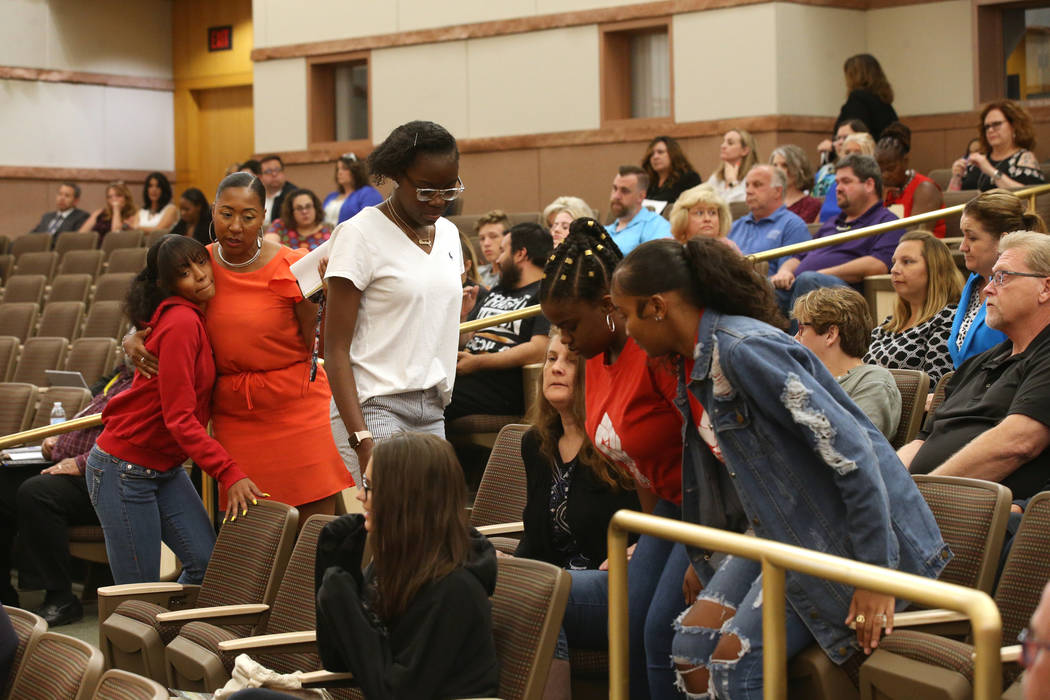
[539,217,623,304]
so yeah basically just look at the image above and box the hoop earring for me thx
[208,221,217,243]
[606,314,615,332]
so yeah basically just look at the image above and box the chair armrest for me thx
[298,670,356,685]
[218,629,316,652]
[96,583,202,624]
[1000,645,1021,663]
[155,603,269,623]
[476,522,524,536]
[892,609,968,627]
[97,582,188,597]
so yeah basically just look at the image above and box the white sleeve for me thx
[325,221,374,291]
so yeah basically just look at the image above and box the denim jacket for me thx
[677,311,951,664]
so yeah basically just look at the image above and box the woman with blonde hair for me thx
[770,145,822,223]
[543,196,593,246]
[837,53,898,139]
[864,229,964,383]
[668,185,738,253]
[706,129,758,203]
[80,181,138,239]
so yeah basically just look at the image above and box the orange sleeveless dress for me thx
[205,245,352,507]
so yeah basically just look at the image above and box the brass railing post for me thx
[607,520,630,700]
[761,561,787,700]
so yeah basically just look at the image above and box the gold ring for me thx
[854,614,866,625]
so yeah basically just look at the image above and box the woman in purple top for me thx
[322,154,383,226]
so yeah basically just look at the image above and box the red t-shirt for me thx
[885,172,946,237]
[585,338,683,505]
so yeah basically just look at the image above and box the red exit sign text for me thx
[208,25,232,52]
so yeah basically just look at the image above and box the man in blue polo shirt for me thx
[771,154,902,318]
[605,165,671,254]
[728,165,811,276]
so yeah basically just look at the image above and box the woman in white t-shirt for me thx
[324,121,468,480]
[137,172,179,231]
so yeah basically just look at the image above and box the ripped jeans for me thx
[671,556,814,699]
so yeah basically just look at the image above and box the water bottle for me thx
[49,402,66,425]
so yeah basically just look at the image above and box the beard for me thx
[500,259,522,289]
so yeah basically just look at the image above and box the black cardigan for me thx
[647,170,702,208]
[836,89,898,140]
[514,428,640,568]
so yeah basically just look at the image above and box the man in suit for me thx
[260,155,296,227]
[30,183,89,242]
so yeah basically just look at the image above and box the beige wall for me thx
[867,0,973,116]
[372,41,470,141]
[253,58,308,152]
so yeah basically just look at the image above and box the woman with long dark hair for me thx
[609,237,949,699]
[137,172,178,232]
[170,188,212,244]
[836,54,897,139]
[642,136,701,206]
[322,154,383,226]
[88,235,264,584]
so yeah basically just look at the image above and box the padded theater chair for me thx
[98,500,298,683]
[7,630,104,700]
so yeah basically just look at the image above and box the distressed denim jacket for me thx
[677,311,951,664]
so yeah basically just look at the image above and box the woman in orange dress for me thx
[130,173,352,519]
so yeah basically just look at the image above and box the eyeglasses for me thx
[293,204,315,212]
[360,474,372,499]
[261,168,282,176]
[984,120,1007,131]
[989,269,1049,287]
[1018,627,1050,668]
[402,174,466,202]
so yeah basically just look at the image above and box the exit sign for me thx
[208,25,232,52]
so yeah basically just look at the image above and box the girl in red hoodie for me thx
[88,234,263,584]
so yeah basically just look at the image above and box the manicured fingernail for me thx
[242,508,247,516]
[222,517,227,524]
[252,499,258,505]
[263,493,271,497]
[231,514,236,521]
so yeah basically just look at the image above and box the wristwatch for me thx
[348,430,373,450]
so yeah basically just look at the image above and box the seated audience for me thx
[322,154,382,226]
[447,222,552,420]
[951,190,1048,367]
[770,145,822,223]
[668,184,733,248]
[727,165,811,275]
[793,287,901,440]
[0,365,134,624]
[964,137,982,157]
[865,230,963,384]
[834,54,898,139]
[820,132,876,222]
[474,209,510,288]
[605,165,672,254]
[137,172,178,231]
[877,122,946,236]
[706,129,758,203]
[264,188,332,251]
[315,433,499,700]
[30,182,89,240]
[169,187,211,245]
[515,329,640,694]
[459,231,484,290]
[899,231,1050,503]
[259,154,296,226]
[771,154,902,318]
[239,159,261,176]
[79,181,138,238]
[543,196,593,247]
[813,119,870,197]
[950,100,1045,192]
[641,136,701,209]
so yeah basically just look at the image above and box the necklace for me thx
[386,199,433,247]
[216,237,263,268]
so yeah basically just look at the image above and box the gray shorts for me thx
[329,388,446,483]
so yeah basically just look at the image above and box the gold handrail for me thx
[457,181,1050,335]
[606,510,1002,700]
[0,414,102,450]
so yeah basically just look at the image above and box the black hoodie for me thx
[315,514,499,700]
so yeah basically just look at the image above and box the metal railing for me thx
[606,510,1002,700]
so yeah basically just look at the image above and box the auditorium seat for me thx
[0,336,19,382]
[470,423,529,541]
[924,371,954,432]
[1,275,46,306]
[66,337,118,387]
[142,230,166,248]
[12,336,68,386]
[0,303,39,342]
[0,254,14,283]
[53,231,99,257]
[101,230,144,259]
[48,274,93,304]
[37,300,85,340]
[93,273,136,304]
[2,606,47,697]
[58,250,105,280]
[887,369,930,449]
[729,200,749,220]
[105,247,147,275]
[9,234,51,261]
[0,235,10,256]
[82,301,127,339]
[0,383,38,435]
[12,251,58,281]
[928,168,952,191]
[32,386,92,428]
[6,630,104,700]
[91,669,168,700]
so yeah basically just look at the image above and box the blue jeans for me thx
[560,499,690,700]
[775,271,851,331]
[671,556,815,699]
[86,446,216,585]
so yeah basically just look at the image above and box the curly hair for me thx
[668,184,731,241]
[844,54,894,104]
[278,188,324,231]
[367,121,459,185]
[791,287,874,359]
[539,217,623,305]
[613,238,788,330]
[642,136,697,192]
[770,145,815,192]
[978,100,1037,153]
[335,154,370,193]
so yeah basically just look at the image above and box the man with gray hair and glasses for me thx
[900,230,1050,503]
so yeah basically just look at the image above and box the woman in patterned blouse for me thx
[950,100,1046,192]
[865,229,964,384]
[263,188,332,251]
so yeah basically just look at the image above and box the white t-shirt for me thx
[264,194,277,226]
[325,206,464,405]
[138,203,176,229]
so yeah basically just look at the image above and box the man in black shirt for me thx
[446,222,552,419]
[900,231,1050,500]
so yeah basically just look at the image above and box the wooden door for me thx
[193,85,253,202]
